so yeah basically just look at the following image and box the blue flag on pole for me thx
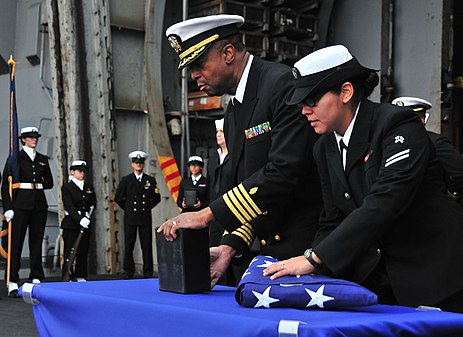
[235,255,378,309]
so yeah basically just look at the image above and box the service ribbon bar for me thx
[245,121,271,139]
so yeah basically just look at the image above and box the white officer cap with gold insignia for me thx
[392,96,432,124]
[215,118,224,130]
[19,126,41,139]
[188,155,204,167]
[166,14,244,70]
[70,160,88,171]
[129,150,148,163]
[287,45,377,105]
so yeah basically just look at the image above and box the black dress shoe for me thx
[124,273,134,280]
[8,289,19,298]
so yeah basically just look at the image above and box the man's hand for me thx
[157,207,214,241]
[210,245,236,288]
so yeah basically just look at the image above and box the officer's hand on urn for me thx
[263,255,314,280]
[194,199,201,209]
[4,210,14,222]
[80,217,90,229]
[157,207,214,241]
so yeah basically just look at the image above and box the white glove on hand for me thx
[80,217,90,229]
[4,210,14,222]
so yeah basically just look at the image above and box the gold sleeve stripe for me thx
[231,227,253,246]
[223,193,247,225]
[232,186,258,219]
[236,224,253,242]
[228,189,253,222]
[238,184,262,214]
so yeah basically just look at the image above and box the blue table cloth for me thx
[20,278,463,337]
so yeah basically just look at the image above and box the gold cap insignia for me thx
[396,100,404,107]
[249,187,258,195]
[168,36,182,53]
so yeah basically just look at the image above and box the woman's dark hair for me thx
[330,71,379,109]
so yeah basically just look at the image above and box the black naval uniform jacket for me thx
[207,150,233,203]
[210,56,322,260]
[177,176,209,213]
[312,99,463,307]
[60,181,96,230]
[115,173,160,226]
[2,150,53,211]
[427,131,463,205]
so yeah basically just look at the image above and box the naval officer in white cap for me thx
[392,96,463,204]
[160,14,322,287]
[263,45,463,313]
[115,150,161,279]
[2,126,53,296]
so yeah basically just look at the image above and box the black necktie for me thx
[339,139,348,170]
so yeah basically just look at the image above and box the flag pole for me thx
[6,55,16,287]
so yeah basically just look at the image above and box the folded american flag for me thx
[235,255,378,309]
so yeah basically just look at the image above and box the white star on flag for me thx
[241,271,251,280]
[305,285,334,308]
[257,260,274,268]
[253,286,280,308]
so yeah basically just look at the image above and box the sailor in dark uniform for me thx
[263,45,463,312]
[177,156,209,213]
[115,151,161,278]
[60,160,96,281]
[206,119,232,247]
[159,14,322,287]
[2,127,54,297]
[392,96,463,205]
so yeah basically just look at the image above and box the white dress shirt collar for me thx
[23,146,36,161]
[71,177,84,190]
[134,172,143,181]
[232,54,254,104]
[334,102,361,150]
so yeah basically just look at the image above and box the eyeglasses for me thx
[297,92,325,108]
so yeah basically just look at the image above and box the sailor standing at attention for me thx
[2,126,53,297]
[115,151,161,279]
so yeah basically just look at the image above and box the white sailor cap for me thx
[129,150,148,163]
[287,45,377,105]
[392,97,432,111]
[19,126,41,138]
[166,14,244,69]
[188,155,204,166]
[215,118,224,130]
[70,160,88,171]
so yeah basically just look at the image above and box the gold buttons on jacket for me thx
[377,248,381,255]
[260,239,267,246]
[134,208,137,211]
[274,235,281,242]
[344,192,351,200]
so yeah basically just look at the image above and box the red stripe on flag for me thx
[160,158,176,169]
[165,171,181,181]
